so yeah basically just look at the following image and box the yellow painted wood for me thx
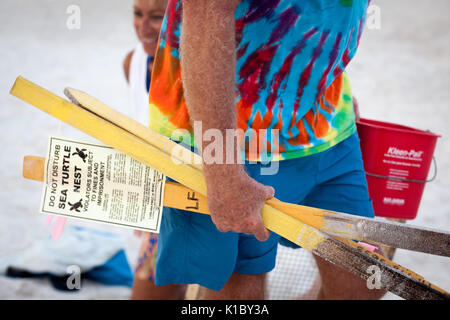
[266,198,326,231]
[64,87,203,171]
[11,76,326,251]
[23,155,210,214]
[11,77,206,192]
[23,156,45,182]
[21,155,450,296]
[163,181,210,214]
[23,155,329,235]
[14,77,449,299]
[21,155,346,239]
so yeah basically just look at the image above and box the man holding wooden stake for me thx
[148,0,385,299]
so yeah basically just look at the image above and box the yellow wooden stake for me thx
[23,155,211,215]
[12,76,449,300]
[10,76,326,251]
[64,87,203,172]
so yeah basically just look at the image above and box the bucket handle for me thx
[365,157,437,183]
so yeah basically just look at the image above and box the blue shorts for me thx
[154,132,374,291]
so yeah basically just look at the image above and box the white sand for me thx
[0,0,448,299]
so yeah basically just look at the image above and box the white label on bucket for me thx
[40,136,165,232]
[383,197,405,206]
[385,147,424,161]
[382,159,421,168]
[386,180,409,191]
[389,168,409,177]
[385,168,410,191]
[385,147,424,162]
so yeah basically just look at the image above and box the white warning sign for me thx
[40,136,165,232]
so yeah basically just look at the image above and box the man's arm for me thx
[180,0,273,241]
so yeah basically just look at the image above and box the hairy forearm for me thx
[179,1,271,241]
[180,0,240,173]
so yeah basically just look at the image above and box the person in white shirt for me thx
[123,0,186,300]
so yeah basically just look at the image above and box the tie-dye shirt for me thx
[149,0,369,161]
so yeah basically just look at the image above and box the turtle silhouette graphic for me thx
[72,148,88,163]
[68,199,83,212]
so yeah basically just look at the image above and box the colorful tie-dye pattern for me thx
[149,0,369,161]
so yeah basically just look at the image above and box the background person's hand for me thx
[204,165,274,242]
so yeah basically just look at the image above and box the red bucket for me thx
[356,118,440,220]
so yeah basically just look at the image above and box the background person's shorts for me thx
[154,132,374,291]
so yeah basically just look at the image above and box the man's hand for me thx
[204,165,274,242]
